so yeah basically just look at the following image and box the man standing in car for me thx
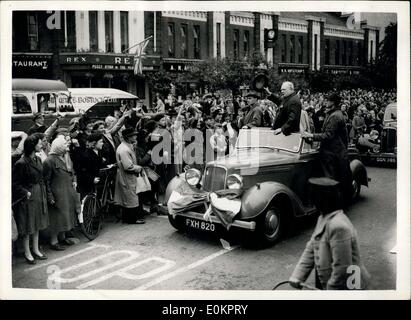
[265,81,302,136]
[301,92,352,203]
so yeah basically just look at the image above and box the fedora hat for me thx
[245,91,260,99]
[251,73,269,91]
[121,128,138,138]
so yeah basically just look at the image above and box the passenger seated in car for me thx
[357,129,380,153]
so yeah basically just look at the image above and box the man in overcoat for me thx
[239,91,264,129]
[289,177,370,290]
[114,128,145,224]
[268,82,302,135]
[301,92,352,203]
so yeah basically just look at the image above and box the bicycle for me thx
[79,164,118,240]
[273,280,319,290]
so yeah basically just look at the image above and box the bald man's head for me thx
[281,81,295,98]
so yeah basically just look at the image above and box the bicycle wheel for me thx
[80,193,102,240]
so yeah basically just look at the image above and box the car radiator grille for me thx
[203,166,227,192]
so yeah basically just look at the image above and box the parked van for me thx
[12,78,77,132]
[68,88,138,113]
[68,88,139,121]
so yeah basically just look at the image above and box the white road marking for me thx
[134,246,239,290]
[77,257,176,289]
[24,244,106,272]
[49,250,140,284]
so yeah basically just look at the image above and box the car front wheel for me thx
[256,206,283,245]
[168,213,184,232]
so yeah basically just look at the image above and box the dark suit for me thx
[273,92,302,135]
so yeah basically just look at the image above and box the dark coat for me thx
[27,124,46,135]
[43,155,78,233]
[291,210,370,289]
[312,109,352,200]
[273,92,302,135]
[239,105,264,128]
[76,148,104,198]
[12,156,49,236]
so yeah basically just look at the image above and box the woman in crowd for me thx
[43,135,79,250]
[12,134,49,263]
[76,133,105,200]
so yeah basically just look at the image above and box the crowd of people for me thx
[11,82,396,267]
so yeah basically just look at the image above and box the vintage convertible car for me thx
[160,128,369,245]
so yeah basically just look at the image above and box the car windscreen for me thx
[236,129,302,153]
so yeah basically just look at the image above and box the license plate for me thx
[376,157,396,164]
[185,218,216,232]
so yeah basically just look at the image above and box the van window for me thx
[37,93,56,113]
[57,94,75,113]
[12,94,32,114]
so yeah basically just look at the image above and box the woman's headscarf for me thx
[49,135,68,156]
[49,135,74,173]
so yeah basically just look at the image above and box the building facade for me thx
[12,11,384,104]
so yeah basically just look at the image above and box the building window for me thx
[89,11,98,51]
[181,24,188,58]
[243,30,249,58]
[105,11,114,52]
[342,40,347,65]
[349,41,353,65]
[66,11,76,50]
[168,23,175,57]
[314,34,318,70]
[370,40,374,61]
[357,41,362,65]
[233,29,239,60]
[193,25,200,59]
[216,23,221,58]
[120,12,129,52]
[289,35,295,63]
[281,34,286,62]
[325,39,330,65]
[298,36,303,63]
[27,13,38,51]
[335,40,340,65]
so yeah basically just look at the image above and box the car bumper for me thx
[158,204,256,231]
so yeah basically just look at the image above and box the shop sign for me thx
[12,54,52,70]
[142,56,161,71]
[164,63,195,72]
[324,68,361,75]
[279,67,306,74]
[59,53,134,66]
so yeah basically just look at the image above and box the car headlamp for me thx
[185,168,202,186]
[226,174,243,190]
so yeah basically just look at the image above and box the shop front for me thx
[162,58,203,96]
[12,53,54,79]
[59,53,141,95]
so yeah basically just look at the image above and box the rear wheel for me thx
[351,177,361,202]
[80,194,102,240]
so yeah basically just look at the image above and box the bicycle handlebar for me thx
[272,280,319,290]
[99,164,118,173]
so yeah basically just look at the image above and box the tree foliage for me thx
[364,22,397,89]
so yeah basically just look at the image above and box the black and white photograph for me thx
[0,1,409,301]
